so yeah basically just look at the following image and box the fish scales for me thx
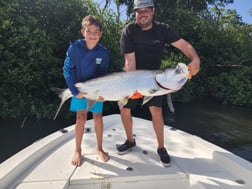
[77,70,158,101]
[52,63,189,119]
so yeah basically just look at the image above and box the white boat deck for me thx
[0,114,251,189]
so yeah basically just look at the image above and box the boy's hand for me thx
[76,92,87,99]
[97,96,105,102]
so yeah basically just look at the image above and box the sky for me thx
[226,0,252,24]
[94,0,252,24]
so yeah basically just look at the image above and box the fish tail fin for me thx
[51,87,72,120]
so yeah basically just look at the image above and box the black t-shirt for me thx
[120,21,181,70]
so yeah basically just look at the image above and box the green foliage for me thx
[161,53,190,68]
[155,0,252,106]
[0,0,124,119]
[1,0,56,118]
[0,0,251,119]
[207,67,252,107]
[0,0,88,119]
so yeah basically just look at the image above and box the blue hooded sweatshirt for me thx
[63,39,110,96]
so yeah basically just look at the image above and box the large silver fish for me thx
[52,63,189,119]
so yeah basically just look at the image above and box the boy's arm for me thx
[63,55,79,96]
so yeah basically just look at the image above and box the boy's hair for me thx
[81,15,103,31]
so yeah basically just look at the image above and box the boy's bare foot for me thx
[97,149,110,162]
[71,151,82,166]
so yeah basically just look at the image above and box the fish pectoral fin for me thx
[86,99,96,111]
[118,98,129,109]
[142,96,153,105]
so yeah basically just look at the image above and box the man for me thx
[63,15,110,166]
[116,0,200,167]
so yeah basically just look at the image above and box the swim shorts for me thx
[70,96,103,113]
[124,95,165,109]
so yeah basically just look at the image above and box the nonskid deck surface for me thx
[0,114,251,189]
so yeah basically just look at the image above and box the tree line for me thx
[0,0,251,119]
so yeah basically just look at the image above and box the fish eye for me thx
[175,68,181,74]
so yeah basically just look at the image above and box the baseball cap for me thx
[134,0,154,10]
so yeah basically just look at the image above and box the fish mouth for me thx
[155,78,176,91]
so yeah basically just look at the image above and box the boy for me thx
[63,15,110,166]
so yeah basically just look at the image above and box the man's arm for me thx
[172,39,200,76]
[123,52,143,99]
[123,52,136,72]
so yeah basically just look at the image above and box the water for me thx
[0,118,75,163]
[168,100,252,162]
[0,100,252,163]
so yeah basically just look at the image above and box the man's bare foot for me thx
[71,151,82,166]
[97,149,110,162]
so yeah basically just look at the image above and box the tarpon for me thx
[52,63,189,119]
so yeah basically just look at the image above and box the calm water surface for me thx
[0,100,251,163]
[168,100,252,162]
